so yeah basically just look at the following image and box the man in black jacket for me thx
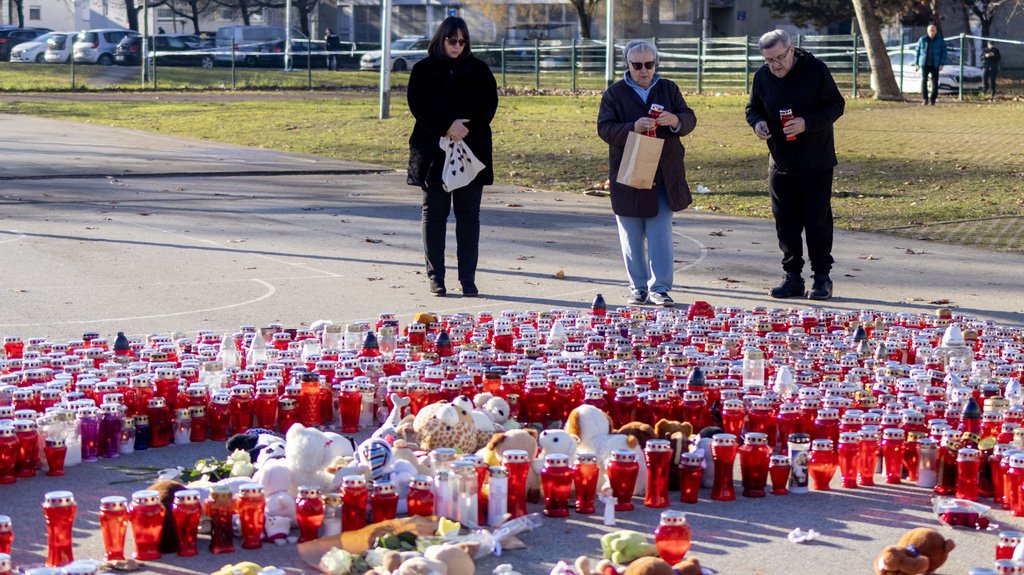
[745,29,845,300]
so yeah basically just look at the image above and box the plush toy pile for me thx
[0,302,1020,574]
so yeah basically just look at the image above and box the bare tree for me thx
[261,0,318,36]
[851,0,904,99]
[212,0,256,26]
[963,0,1021,37]
[568,0,602,39]
[7,0,25,27]
[166,0,216,33]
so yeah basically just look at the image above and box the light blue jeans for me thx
[614,186,674,296]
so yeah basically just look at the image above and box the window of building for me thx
[29,6,41,20]
[660,0,695,23]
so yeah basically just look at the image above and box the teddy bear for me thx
[600,531,658,565]
[621,557,710,575]
[874,527,955,575]
[653,419,694,491]
[476,428,541,499]
[411,398,478,453]
[472,393,517,431]
[378,541,478,575]
[373,393,414,443]
[356,437,418,514]
[615,422,656,450]
[225,429,283,464]
[531,429,579,502]
[550,556,619,575]
[566,405,647,495]
[211,561,263,575]
[453,395,501,450]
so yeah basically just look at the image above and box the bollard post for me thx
[851,33,858,98]
[534,38,540,90]
[231,42,237,90]
[571,37,577,93]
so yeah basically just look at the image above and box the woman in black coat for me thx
[407,16,498,297]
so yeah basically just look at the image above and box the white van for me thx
[214,25,285,66]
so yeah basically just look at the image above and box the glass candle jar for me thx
[739,432,771,498]
[229,385,254,435]
[711,434,739,501]
[99,403,123,458]
[859,426,881,487]
[407,475,435,518]
[0,425,17,484]
[147,398,171,448]
[503,449,531,519]
[808,439,838,491]
[997,531,1024,560]
[188,406,207,443]
[43,491,76,567]
[453,462,479,528]
[278,397,298,434]
[173,408,192,445]
[486,467,508,526]
[903,433,922,483]
[99,496,129,561]
[340,475,368,532]
[0,553,8,575]
[0,515,10,555]
[254,383,279,430]
[837,431,862,489]
[298,372,321,428]
[338,381,362,434]
[654,510,692,565]
[769,454,791,495]
[78,407,100,462]
[204,484,236,554]
[370,481,398,524]
[322,492,343,537]
[236,483,267,549]
[133,414,151,451]
[721,399,746,438]
[171,490,202,557]
[44,436,67,476]
[881,428,906,485]
[572,453,599,514]
[208,394,230,441]
[1006,454,1024,516]
[607,449,640,511]
[644,439,672,508]
[296,486,325,543]
[679,453,703,504]
[540,454,573,517]
[129,489,166,560]
[787,433,811,494]
[956,447,981,501]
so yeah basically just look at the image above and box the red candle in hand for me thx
[172,490,202,557]
[43,491,77,567]
[296,486,325,543]
[129,489,166,560]
[654,510,692,565]
[607,449,640,511]
[99,496,129,561]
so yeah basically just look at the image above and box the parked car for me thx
[0,27,51,61]
[245,38,330,68]
[43,33,73,63]
[883,51,983,94]
[115,34,216,68]
[359,36,428,71]
[214,25,285,66]
[9,31,63,63]
[73,29,137,65]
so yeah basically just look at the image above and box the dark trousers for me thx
[921,65,940,103]
[421,183,482,286]
[983,68,998,96]
[769,168,835,276]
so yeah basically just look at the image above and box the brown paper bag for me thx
[616,131,665,190]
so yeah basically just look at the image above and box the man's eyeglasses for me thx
[630,61,656,71]
[763,47,792,67]
[445,37,466,47]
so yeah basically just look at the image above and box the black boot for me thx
[429,278,447,297]
[808,273,833,300]
[770,273,805,298]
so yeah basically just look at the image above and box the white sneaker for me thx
[648,292,674,307]
[626,291,648,305]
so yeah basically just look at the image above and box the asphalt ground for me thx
[0,113,1022,574]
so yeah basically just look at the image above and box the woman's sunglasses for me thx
[630,61,656,70]
[445,37,466,47]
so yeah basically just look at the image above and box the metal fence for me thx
[1,33,1021,97]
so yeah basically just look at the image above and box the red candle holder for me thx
[808,439,838,491]
[147,397,171,448]
[739,432,771,497]
[370,481,399,524]
[43,490,77,567]
[278,397,298,434]
[298,372,322,428]
[956,447,980,501]
[858,426,880,487]
[188,405,208,442]
[208,393,231,441]
[837,431,861,488]
[338,381,362,434]
[812,408,840,446]
[572,453,599,514]
[0,552,9,575]
[236,483,266,549]
[769,454,791,495]
[721,400,746,438]
[902,434,922,483]
[172,490,202,557]
[44,436,67,476]
[296,486,325,543]
[14,420,39,478]
[503,450,531,519]
[540,454,573,517]
[997,531,1024,561]
[341,475,368,532]
[711,433,738,501]
[881,428,906,485]
[1007,454,1024,516]
[205,485,236,554]
[129,489,166,560]
[654,510,692,565]
[644,439,672,508]
[607,449,640,511]
[678,453,703,504]
[254,384,279,430]
[229,385,254,435]
[0,515,11,555]
[0,426,15,484]
[99,496,129,561]
[408,475,436,518]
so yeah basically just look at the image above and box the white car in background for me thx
[44,33,73,63]
[9,31,64,63]
[359,36,428,71]
[884,51,984,94]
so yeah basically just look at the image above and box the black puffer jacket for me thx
[407,55,498,189]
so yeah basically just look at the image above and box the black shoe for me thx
[808,274,833,300]
[921,100,929,105]
[430,279,447,297]
[461,282,479,297]
[770,273,805,298]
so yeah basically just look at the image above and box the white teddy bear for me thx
[565,405,647,496]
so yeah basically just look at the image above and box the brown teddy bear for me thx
[615,422,657,450]
[874,527,955,575]
[654,419,694,491]
[621,556,707,575]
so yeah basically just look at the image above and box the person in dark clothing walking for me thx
[745,29,845,301]
[324,27,341,71]
[407,16,498,297]
[982,41,1001,99]
[915,24,947,105]
[597,40,697,307]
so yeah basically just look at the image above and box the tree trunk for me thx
[850,0,903,100]
[573,2,592,39]
[125,0,140,31]
[929,0,942,33]
[240,0,251,26]
[298,5,311,36]
[15,0,25,27]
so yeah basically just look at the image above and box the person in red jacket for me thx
[745,29,845,301]
[597,40,697,307]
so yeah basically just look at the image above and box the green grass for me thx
[1,92,1021,238]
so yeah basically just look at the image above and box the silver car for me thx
[9,31,62,63]
[73,29,137,65]
[359,36,428,71]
